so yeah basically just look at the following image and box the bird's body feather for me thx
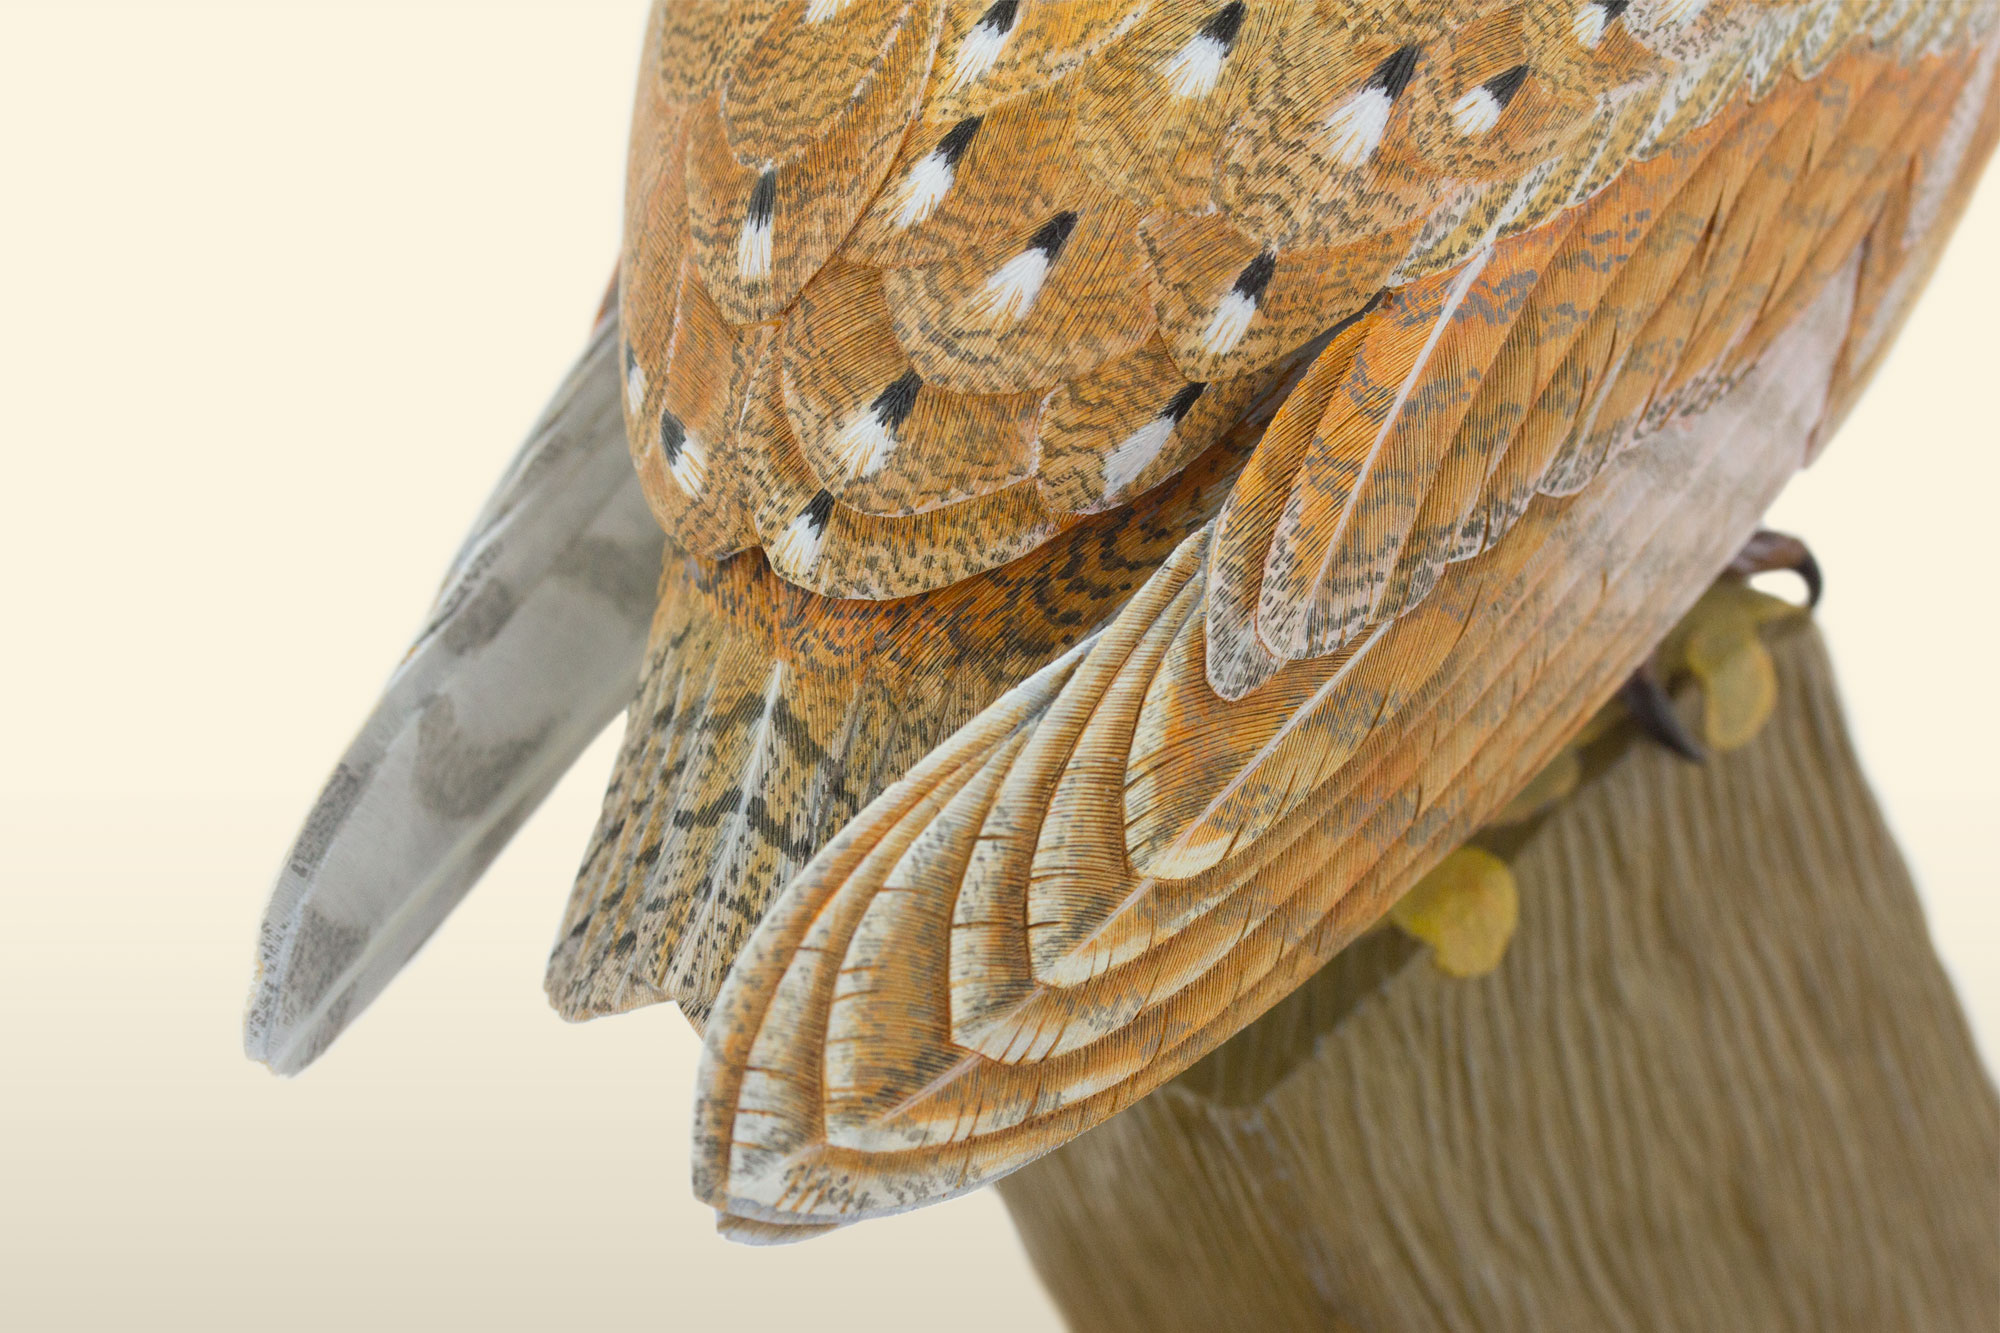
[248,0,2000,1240]
[606,0,2000,1230]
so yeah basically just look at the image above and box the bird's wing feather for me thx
[695,250,1853,1227]
[245,0,1997,1079]
[1213,41,1969,683]
[623,0,1987,603]
[689,22,2000,1227]
[594,0,1991,1045]
[546,411,1274,1027]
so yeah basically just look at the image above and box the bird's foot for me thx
[1727,528,1822,608]
[1621,529,1819,763]
[1620,658,1707,764]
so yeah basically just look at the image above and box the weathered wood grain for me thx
[1000,619,1999,1332]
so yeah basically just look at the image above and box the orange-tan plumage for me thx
[547,410,1274,1026]
[242,0,2000,1241]
[587,0,2000,1234]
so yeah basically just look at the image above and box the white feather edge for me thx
[1101,413,1178,498]
[1200,289,1258,357]
[971,248,1050,324]
[624,355,647,415]
[893,152,956,229]
[949,21,1011,92]
[1451,86,1504,137]
[1572,2,1611,49]
[737,215,773,279]
[769,507,829,573]
[667,435,709,498]
[831,409,898,478]
[1160,33,1228,99]
[1324,86,1393,168]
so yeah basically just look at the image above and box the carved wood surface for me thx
[999,619,1999,1332]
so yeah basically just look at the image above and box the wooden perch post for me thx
[998,615,1999,1331]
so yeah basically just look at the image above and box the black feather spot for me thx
[1162,382,1208,423]
[977,0,1018,34]
[1199,2,1247,49]
[936,115,983,168]
[1483,63,1530,108]
[1368,44,1422,101]
[870,370,923,429]
[747,168,777,227]
[1232,249,1278,301]
[1029,210,1080,262]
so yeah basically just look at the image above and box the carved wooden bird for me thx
[247,0,2000,1242]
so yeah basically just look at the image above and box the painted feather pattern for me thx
[247,0,2000,1241]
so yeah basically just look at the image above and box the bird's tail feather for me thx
[545,415,1271,1031]
[244,311,663,1074]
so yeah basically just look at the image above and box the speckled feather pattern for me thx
[696,257,1865,1232]
[244,0,2000,1237]
[621,0,1991,615]
[596,0,2000,1235]
[548,403,1285,1026]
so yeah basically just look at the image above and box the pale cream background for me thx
[0,4,1992,1330]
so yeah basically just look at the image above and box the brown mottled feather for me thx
[550,413,1277,1025]
[779,260,1040,513]
[849,82,1078,269]
[627,0,1996,605]
[668,25,1996,1230]
[694,259,1852,1226]
[882,184,1155,393]
[584,0,1999,1232]
[687,0,941,322]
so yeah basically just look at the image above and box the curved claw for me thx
[1728,529,1821,609]
[1619,661,1707,764]
[244,312,664,1075]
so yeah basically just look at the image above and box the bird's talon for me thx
[1728,529,1821,608]
[1620,660,1707,763]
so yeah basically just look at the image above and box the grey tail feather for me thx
[243,309,664,1074]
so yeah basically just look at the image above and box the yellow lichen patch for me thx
[1665,583,1801,752]
[1389,848,1519,979]
[1688,616,1778,751]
